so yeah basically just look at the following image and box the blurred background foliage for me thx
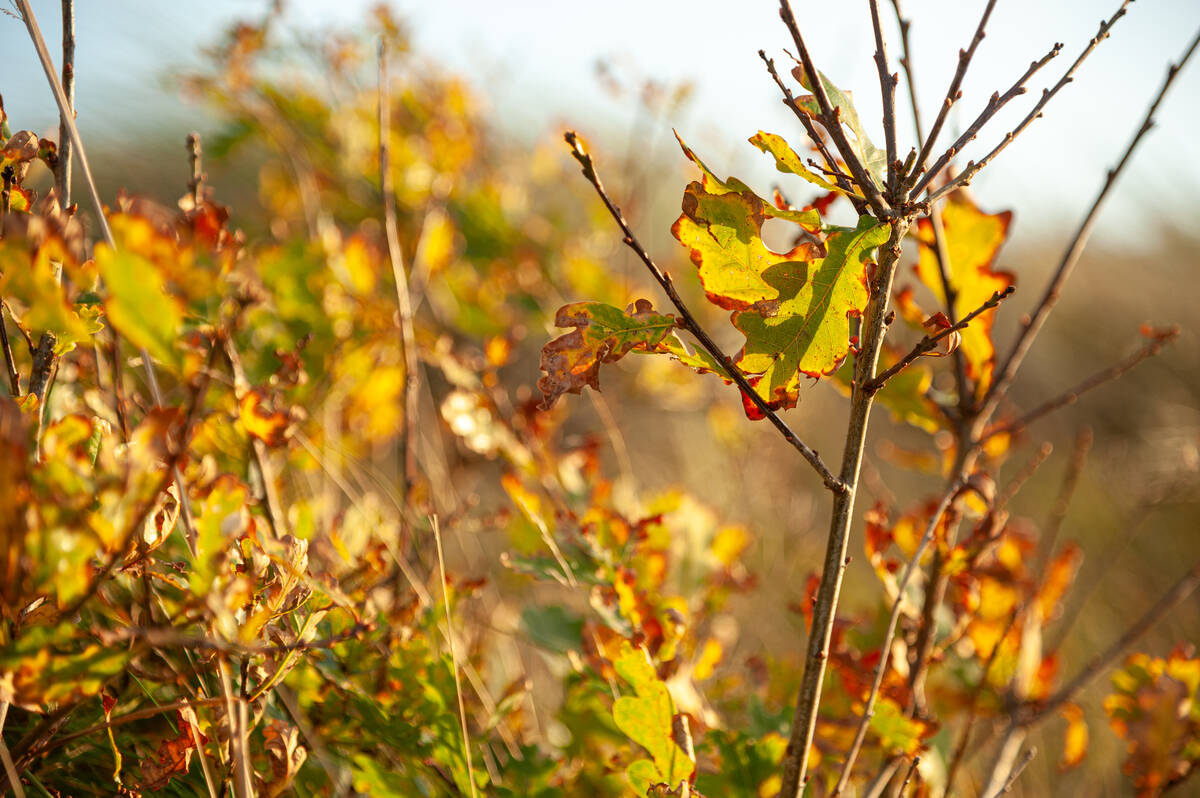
[0,1,1197,795]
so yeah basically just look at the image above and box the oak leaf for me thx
[538,299,675,409]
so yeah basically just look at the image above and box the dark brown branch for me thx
[981,24,1200,420]
[833,480,965,795]
[923,1,1134,204]
[778,0,891,216]
[866,0,899,195]
[758,51,869,217]
[563,131,845,493]
[904,0,998,193]
[867,286,1013,393]
[898,757,920,796]
[0,304,21,396]
[53,0,74,207]
[983,326,1179,441]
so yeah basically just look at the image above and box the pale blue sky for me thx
[3,0,1198,237]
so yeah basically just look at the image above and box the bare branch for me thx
[983,326,1180,441]
[563,131,846,493]
[778,0,890,216]
[905,0,999,192]
[910,42,1063,199]
[1026,558,1200,724]
[984,745,1037,798]
[833,480,965,795]
[759,50,870,217]
[780,219,912,797]
[53,0,74,207]
[866,0,900,194]
[867,286,1013,392]
[981,24,1200,419]
[923,1,1134,203]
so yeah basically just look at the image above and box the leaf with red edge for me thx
[538,299,675,409]
[139,709,206,791]
[913,191,1014,394]
[732,216,889,410]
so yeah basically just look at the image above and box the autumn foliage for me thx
[0,3,1198,798]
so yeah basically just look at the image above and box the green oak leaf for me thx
[613,642,694,791]
[749,130,862,198]
[734,215,889,409]
[791,66,889,188]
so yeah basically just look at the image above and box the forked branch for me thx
[904,0,999,192]
[923,1,1134,204]
[981,24,1200,421]
[779,0,890,215]
[562,131,845,493]
[867,286,1014,393]
[983,326,1179,441]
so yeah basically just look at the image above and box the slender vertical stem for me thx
[780,219,909,797]
[55,0,74,208]
[866,0,899,195]
[433,515,479,798]
[833,480,964,795]
[379,40,421,504]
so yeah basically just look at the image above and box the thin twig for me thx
[923,1,1134,204]
[433,515,480,798]
[758,50,868,217]
[904,0,999,193]
[984,745,1036,798]
[981,24,1199,420]
[563,131,845,493]
[883,0,974,407]
[867,286,1013,392]
[898,756,920,797]
[1036,426,1092,574]
[0,304,21,396]
[866,0,899,195]
[996,440,1053,510]
[15,0,199,554]
[911,42,1062,199]
[0,700,26,798]
[223,332,289,538]
[833,480,965,795]
[379,39,421,504]
[1025,558,1200,724]
[778,0,890,216]
[54,0,74,207]
[943,606,1021,795]
[983,326,1180,441]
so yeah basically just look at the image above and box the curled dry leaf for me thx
[262,719,308,796]
[538,299,675,409]
[922,311,961,357]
